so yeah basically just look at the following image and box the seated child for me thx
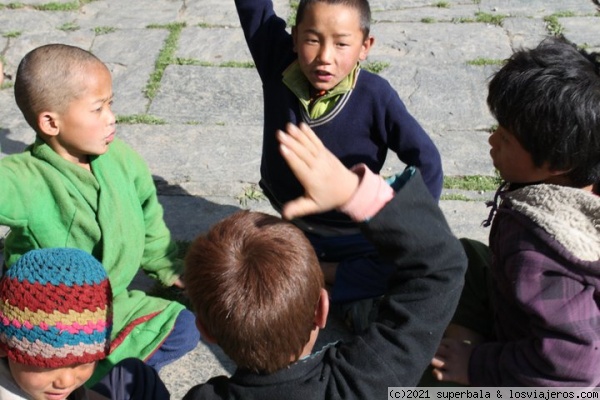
[0,247,169,400]
[234,0,444,324]
[0,43,199,383]
[430,37,600,386]
[181,122,466,399]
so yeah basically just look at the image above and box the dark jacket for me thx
[183,170,466,400]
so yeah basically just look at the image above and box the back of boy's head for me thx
[0,248,112,368]
[184,211,324,374]
[14,43,105,134]
[487,37,600,187]
[296,0,371,38]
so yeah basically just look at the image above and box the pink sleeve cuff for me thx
[339,164,394,222]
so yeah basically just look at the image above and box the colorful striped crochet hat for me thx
[0,248,112,368]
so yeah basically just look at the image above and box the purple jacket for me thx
[470,184,600,386]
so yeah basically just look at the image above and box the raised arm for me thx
[278,122,467,388]
[234,0,294,81]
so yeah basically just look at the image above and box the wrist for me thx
[339,164,394,221]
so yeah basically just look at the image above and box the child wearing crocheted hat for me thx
[0,248,169,400]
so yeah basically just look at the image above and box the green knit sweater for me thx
[0,138,185,383]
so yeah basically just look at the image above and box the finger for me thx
[297,122,325,153]
[285,122,322,157]
[281,197,320,220]
[279,132,310,171]
[431,356,445,369]
[278,129,316,169]
[432,368,445,382]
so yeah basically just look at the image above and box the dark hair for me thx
[296,0,371,38]
[184,211,324,374]
[14,43,105,133]
[487,37,600,188]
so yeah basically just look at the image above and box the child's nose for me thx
[54,370,76,388]
[488,129,499,147]
[107,108,116,126]
[317,44,333,63]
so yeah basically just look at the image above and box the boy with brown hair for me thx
[182,123,466,399]
[0,43,199,383]
[234,0,444,325]
[431,37,600,386]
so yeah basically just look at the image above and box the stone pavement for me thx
[0,0,599,397]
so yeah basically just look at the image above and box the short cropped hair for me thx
[184,211,324,374]
[296,0,371,38]
[487,37,600,187]
[14,43,105,133]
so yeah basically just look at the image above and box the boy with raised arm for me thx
[182,122,465,399]
[233,0,444,328]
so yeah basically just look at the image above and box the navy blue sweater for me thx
[236,0,443,228]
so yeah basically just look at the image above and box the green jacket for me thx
[0,138,185,382]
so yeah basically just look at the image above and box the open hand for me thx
[277,123,359,220]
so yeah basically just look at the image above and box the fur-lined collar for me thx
[505,184,600,261]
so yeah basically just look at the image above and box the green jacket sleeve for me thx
[130,145,183,286]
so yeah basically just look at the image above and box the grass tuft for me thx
[94,26,117,35]
[2,30,21,38]
[362,61,390,74]
[440,193,474,201]
[236,184,266,207]
[3,2,25,9]
[466,57,505,66]
[35,1,79,11]
[443,175,501,191]
[58,21,79,31]
[116,115,167,125]
[145,22,187,101]
[543,12,576,36]
[219,60,255,68]
[474,12,506,26]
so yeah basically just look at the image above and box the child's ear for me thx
[195,318,217,344]
[314,288,329,329]
[38,111,60,137]
[359,36,375,61]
